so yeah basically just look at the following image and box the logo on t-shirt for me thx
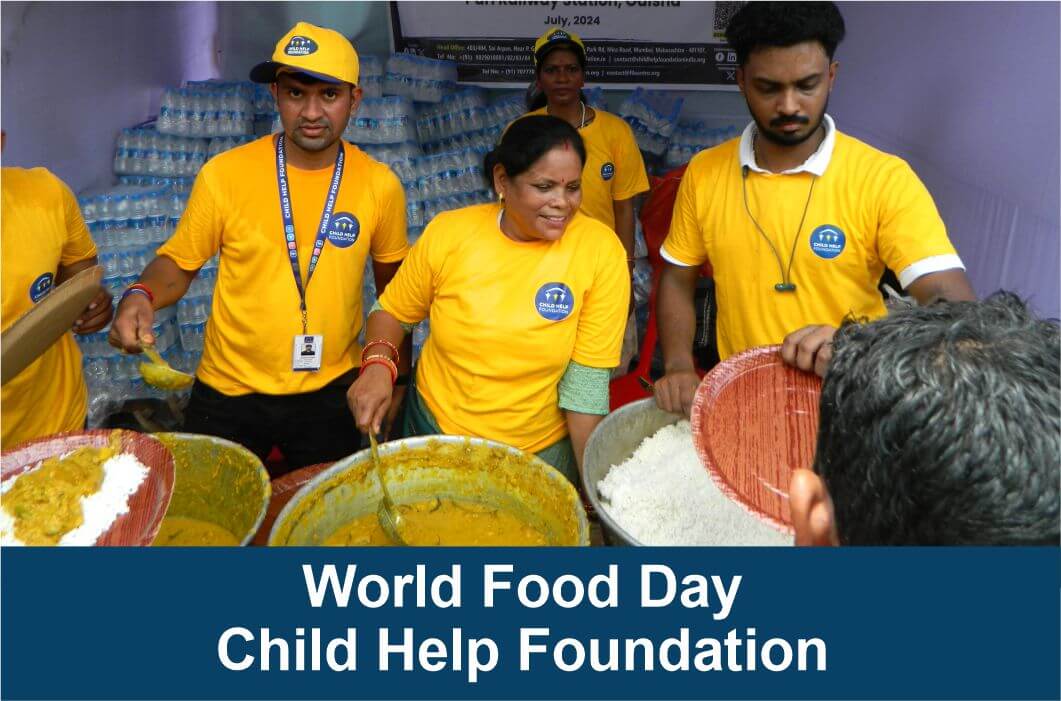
[600,162,615,181]
[327,212,360,248]
[809,225,846,260]
[535,282,575,321]
[29,272,54,303]
[284,36,318,56]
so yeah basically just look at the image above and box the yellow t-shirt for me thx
[662,131,960,360]
[527,107,649,230]
[1,167,96,448]
[380,203,629,452]
[158,136,408,396]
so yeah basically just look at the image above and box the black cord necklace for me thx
[741,134,819,293]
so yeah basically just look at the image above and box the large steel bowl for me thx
[269,435,589,546]
[582,399,682,546]
[154,433,271,546]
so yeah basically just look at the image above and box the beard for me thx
[752,97,829,147]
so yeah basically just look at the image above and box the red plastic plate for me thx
[1,430,175,546]
[690,345,822,533]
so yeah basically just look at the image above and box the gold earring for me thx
[498,191,505,202]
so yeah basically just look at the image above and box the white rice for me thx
[597,421,791,546]
[0,452,149,546]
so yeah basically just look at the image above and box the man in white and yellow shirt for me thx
[2,137,114,448]
[654,2,975,415]
[109,23,408,471]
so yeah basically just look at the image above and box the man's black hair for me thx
[725,2,846,65]
[813,292,1061,545]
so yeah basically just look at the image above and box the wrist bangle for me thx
[121,287,152,305]
[362,354,398,384]
[127,283,154,302]
[362,338,400,365]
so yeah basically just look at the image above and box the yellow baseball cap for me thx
[533,28,586,66]
[250,21,359,85]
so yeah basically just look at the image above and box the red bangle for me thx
[122,283,154,304]
[362,338,399,365]
[362,354,397,385]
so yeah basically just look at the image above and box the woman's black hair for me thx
[482,115,586,193]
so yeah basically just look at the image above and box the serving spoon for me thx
[138,338,195,391]
[369,432,407,546]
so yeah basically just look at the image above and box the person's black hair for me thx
[275,70,354,89]
[725,1,846,66]
[482,115,586,192]
[813,292,1061,545]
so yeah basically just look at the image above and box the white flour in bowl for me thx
[597,421,791,546]
[0,452,150,546]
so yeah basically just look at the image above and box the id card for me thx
[292,334,323,371]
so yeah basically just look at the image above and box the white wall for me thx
[1,1,219,192]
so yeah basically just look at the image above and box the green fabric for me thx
[402,374,578,484]
[557,361,611,415]
[369,300,416,333]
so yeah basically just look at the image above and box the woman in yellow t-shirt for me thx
[525,28,650,272]
[347,116,629,482]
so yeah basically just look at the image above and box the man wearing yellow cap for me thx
[109,23,409,473]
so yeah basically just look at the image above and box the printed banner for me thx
[2,547,1059,700]
[389,1,745,89]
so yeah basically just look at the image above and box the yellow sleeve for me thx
[571,235,630,368]
[157,170,222,271]
[610,118,650,201]
[57,177,97,265]
[370,167,410,264]
[660,164,709,266]
[874,159,958,273]
[377,218,438,326]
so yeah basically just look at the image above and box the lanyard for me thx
[274,133,345,333]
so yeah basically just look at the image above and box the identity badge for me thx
[292,334,324,371]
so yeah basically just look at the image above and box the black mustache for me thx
[770,116,810,127]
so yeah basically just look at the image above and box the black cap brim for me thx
[534,41,586,66]
[250,60,346,85]
[250,60,283,84]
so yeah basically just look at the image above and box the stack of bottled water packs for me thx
[359,54,384,99]
[664,121,742,170]
[156,82,255,138]
[113,126,208,178]
[619,88,684,157]
[383,53,457,103]
[76,183,215,425]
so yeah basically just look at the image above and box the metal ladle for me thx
[369,432,406,546]
[139,338,195,391]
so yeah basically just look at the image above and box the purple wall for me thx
[0,1,218,192]
[831,1,1060,317]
